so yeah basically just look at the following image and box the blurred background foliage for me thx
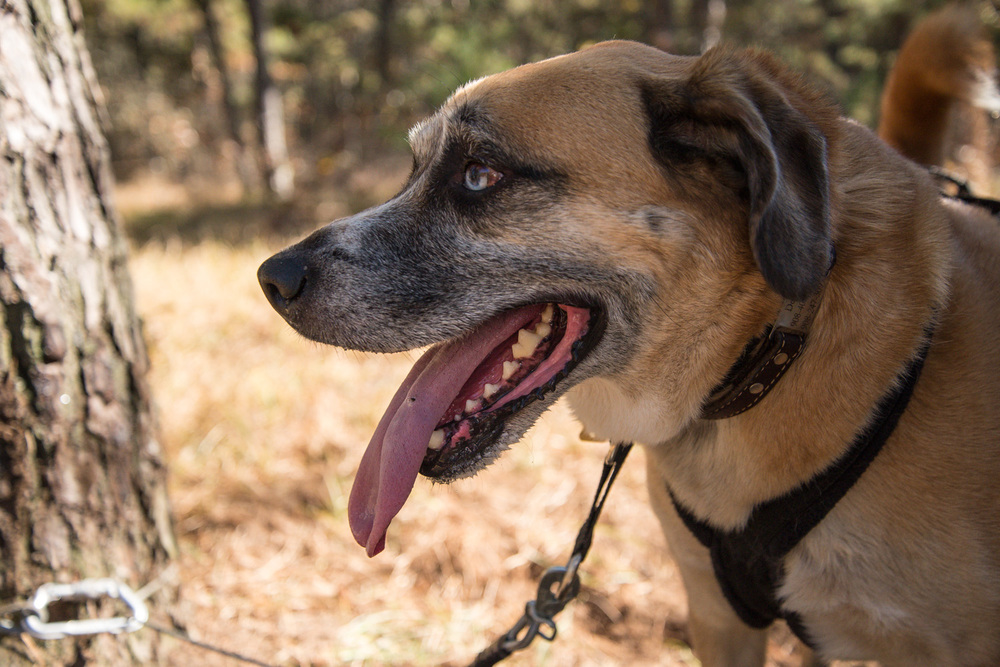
[80,0,996,225]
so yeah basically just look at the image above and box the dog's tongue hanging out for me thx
[347,304,591,556]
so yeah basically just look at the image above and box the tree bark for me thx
[692,0,726,53]
[0,0,176,664]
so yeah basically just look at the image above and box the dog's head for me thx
[258,41,836,555]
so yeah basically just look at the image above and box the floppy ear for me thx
[641,49,834,300]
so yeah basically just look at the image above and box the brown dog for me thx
[259,40,1000,666]
[879,4,1000,190]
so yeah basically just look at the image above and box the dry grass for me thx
[125,173,818,666]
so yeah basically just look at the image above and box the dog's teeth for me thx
[428,429,445,451]
[465,399,481,414]
[502,360,520,380]
[512,328,542,358]
[535,321,551,338]
[541,304,554,323]
[483,383,500,399]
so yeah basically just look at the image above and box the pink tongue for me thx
[347,306,543,556]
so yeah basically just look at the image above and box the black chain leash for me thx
[467,441,634,667]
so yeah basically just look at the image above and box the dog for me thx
[258,37,1000,666]
[878,3,1000,192]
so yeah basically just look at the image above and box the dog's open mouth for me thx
[421,303,596,474]
[348,302,603,556]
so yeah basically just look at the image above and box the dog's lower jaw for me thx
[424,424,517,484]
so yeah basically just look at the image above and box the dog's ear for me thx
[641,49,833,300]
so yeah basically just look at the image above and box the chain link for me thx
[0,601,37,636]
[0,579,146,640]
[468,441,633,666]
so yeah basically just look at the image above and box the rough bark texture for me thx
[0,0,176,663]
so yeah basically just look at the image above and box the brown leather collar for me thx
[701,251,834,420]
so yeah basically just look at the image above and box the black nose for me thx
[258,253,308,311]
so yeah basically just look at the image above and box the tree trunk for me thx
[246,0,294,201]
[374,0,397,89]
[691,0,726,53]
[194,0,256,193]
[0,0,176,664]
[645,0,675,52]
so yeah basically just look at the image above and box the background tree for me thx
[193,0,256,191]
[247,0,293,200]
[0,0,176,664]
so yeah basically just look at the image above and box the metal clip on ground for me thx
[20,578,148,640]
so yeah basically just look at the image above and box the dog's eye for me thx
[463,162,503,191]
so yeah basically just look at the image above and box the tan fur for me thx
[878,4,1000,191]
[459,43,1000,665]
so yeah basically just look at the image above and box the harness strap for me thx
[928,166,1000,216]
[946,191,1000,216]
[671,324,934,647]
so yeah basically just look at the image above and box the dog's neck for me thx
[654,148,949,527]
[667,317,934,643]
[701,250,834,420]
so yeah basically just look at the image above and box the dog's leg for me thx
[647,456,767,667]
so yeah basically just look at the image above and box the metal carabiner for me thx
[22,578,148,640]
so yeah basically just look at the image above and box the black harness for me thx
[930,166,1000,216]
[671,330,933,647]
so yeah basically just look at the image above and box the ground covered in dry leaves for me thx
[123,174,836,666]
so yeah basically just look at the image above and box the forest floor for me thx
[120,165,831,667]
